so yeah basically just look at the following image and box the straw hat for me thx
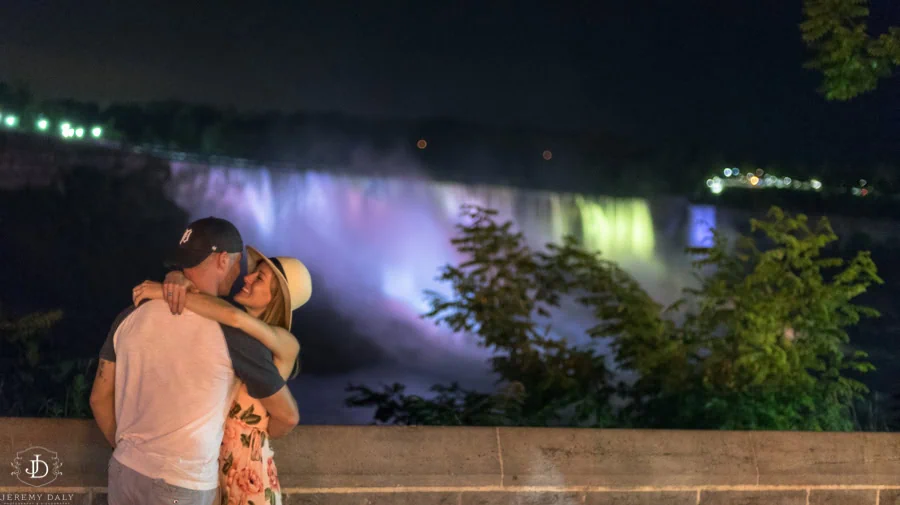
[245,246,312,330]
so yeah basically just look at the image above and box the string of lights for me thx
[0,110,103,140]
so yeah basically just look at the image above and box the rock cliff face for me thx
[0,131,169,190]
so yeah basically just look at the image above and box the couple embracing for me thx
[89,217,311,505]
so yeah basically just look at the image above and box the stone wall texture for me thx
[1,419,898,505]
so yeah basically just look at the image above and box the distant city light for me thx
[74,127,85,138]
[4,115,18,127]
[724,168,733,177]
[749,175,760,186]
[36,119,49,131]
[416,139,427,149]
[91,126,103,138]
[811,179,822,190]
[542,150,553,160]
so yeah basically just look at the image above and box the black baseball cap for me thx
[165,217,244,269]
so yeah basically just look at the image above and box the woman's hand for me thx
[132,281,164,307]
[163,271,198,315]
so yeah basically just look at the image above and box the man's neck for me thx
[183,268,218,296]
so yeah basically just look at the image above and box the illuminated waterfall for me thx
[574,195,656,261]
[688,204,717,248]
[168,164,687,326]
[166,162,713,423]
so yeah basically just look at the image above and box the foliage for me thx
[0,305,94,418]
[347,206,883,431]
[801,0,900,100]
[347,206,623,426]
[346,382,521,426]
[619,207,882,429]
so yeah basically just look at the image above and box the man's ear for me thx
[215,251,231,270]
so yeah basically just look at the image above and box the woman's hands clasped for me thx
[132,280,164,306]
[132,271,199,314]
[161,271,198,315]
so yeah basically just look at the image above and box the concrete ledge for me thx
[276,426,500,488]
[1,419,899,505]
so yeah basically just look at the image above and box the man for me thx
[89,217,300,505]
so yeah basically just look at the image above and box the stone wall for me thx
[1,419,898,505]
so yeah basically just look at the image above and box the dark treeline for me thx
[1,81,897,202]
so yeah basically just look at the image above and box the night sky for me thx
[1,1,898,162]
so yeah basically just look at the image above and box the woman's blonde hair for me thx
[258,276,300,379]
[259,279,287,330]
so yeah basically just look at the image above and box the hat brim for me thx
[246,245,294,331]
[165,248,214,270]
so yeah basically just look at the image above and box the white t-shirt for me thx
[99,299,285,490]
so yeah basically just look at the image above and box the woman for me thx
[132,246,312,505]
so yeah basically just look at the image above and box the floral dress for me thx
[219,384,282,505]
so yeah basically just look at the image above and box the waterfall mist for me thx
[167,160,719,423]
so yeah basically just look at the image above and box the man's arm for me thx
[89,359,117,448]
[222,325,300,438]
[259,386,300,439]
[90,306,135,448]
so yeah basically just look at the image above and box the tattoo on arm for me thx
[96,360,107,380]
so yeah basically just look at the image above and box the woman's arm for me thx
[222,305,299,380]
[133,281,299,379]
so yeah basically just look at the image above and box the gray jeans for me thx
[107,457,218,505]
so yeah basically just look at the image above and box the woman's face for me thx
[233,262,275,312]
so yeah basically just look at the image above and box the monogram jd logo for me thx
[10,447,63,487]
[179,228,193,245]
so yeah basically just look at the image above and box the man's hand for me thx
[162,271,198,315]
[259,385,300,439]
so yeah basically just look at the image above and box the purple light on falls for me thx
[166,162,707,423]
